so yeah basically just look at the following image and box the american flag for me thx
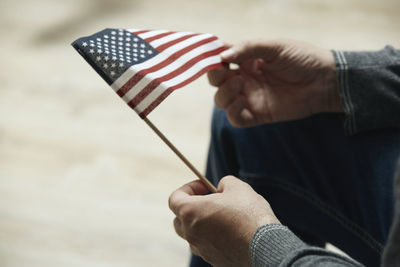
[72,28,226,118]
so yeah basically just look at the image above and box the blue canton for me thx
[72,28,158,85]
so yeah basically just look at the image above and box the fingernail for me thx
[220,48,235,59]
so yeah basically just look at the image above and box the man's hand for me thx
[169,176,280,267]
[208,39,343,127]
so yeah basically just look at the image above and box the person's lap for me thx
[190,107,400,267]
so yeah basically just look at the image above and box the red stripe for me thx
[138,90,172,119]
[132,30,149,35]
[127,47,226,109]
[116,36,219,97]
[144,31,175,43]
[139,62,224,118]
[155,33,200,52]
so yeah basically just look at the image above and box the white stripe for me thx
[149,31,195,48]
[134,55,222,114]
[110,33,215,91]
[137,29,170,39]
[122,39,224,103]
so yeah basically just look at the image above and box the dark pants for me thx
[190,107,400,267]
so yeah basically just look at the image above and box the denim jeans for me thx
[190,107,400,267]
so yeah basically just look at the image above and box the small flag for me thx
[72,28,226,118]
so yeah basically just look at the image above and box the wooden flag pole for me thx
[143,117,217,193]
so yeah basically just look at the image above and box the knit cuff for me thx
[249,224,306,267]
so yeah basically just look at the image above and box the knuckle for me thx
[177,204,195,223]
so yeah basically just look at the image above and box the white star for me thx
[103,63,108,69]
[140,44,145,48]
[133,43,138,48]
[148,50,153,54]
[133,49,138,52]
[140,54,145,58]
[112,56,117,60]
[89,49,95,54]
[111,63,116,68]
[125,47,130,51]
[82,42,88,47]
[119,63,124,67]
[119,37,123,41]
[118,31,123,36]
[96,38,101,41]
[97,49,102,54]
[133,38,139,42]
[104,56,109,61]
[96,56,101,61]
[104,35,109,38]
[118,42,123,46]
[110,71,116,77]
[111,31,116,35]
[133,53,138,57]
[126,37,131,41]
[133,58,138,61]
[140,49,145,53]
[90,43,95,47]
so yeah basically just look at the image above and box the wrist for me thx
[320,50,343,113]
[314,50,344,113]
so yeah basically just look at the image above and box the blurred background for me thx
[0,0,399,266]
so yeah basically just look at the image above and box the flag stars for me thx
[103,63,108,69]
[96,56,101,61]
[104,56,109,61]
[148,50,153,54]
[97,49,102,54]
[110,71,116,77]
[140,44,146,48]
[82,42,88,47]
[119,63,124,68]
[89,49,95,54]
[111,63,116,68]
[111,31,116,35]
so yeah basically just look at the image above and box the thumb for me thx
[217,175,247,192]
[220,40,281,64]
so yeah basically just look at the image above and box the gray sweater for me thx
[249,47,400,267]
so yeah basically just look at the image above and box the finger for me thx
[220,40,282,64]
[214,76,244,109]
[168,180,209,214]
[225,97,255,127]
[207,67,229,87]
[173,217,184,238]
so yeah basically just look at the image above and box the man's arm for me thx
[169,177,364,267]
[333,46,400,135]
[250,224,363,267]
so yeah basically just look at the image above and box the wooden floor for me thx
[0,0,399,266]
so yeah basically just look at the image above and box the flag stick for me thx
[143,117,217,193]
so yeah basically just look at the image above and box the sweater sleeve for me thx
[332,46,400,136]
[250,224,364,267]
